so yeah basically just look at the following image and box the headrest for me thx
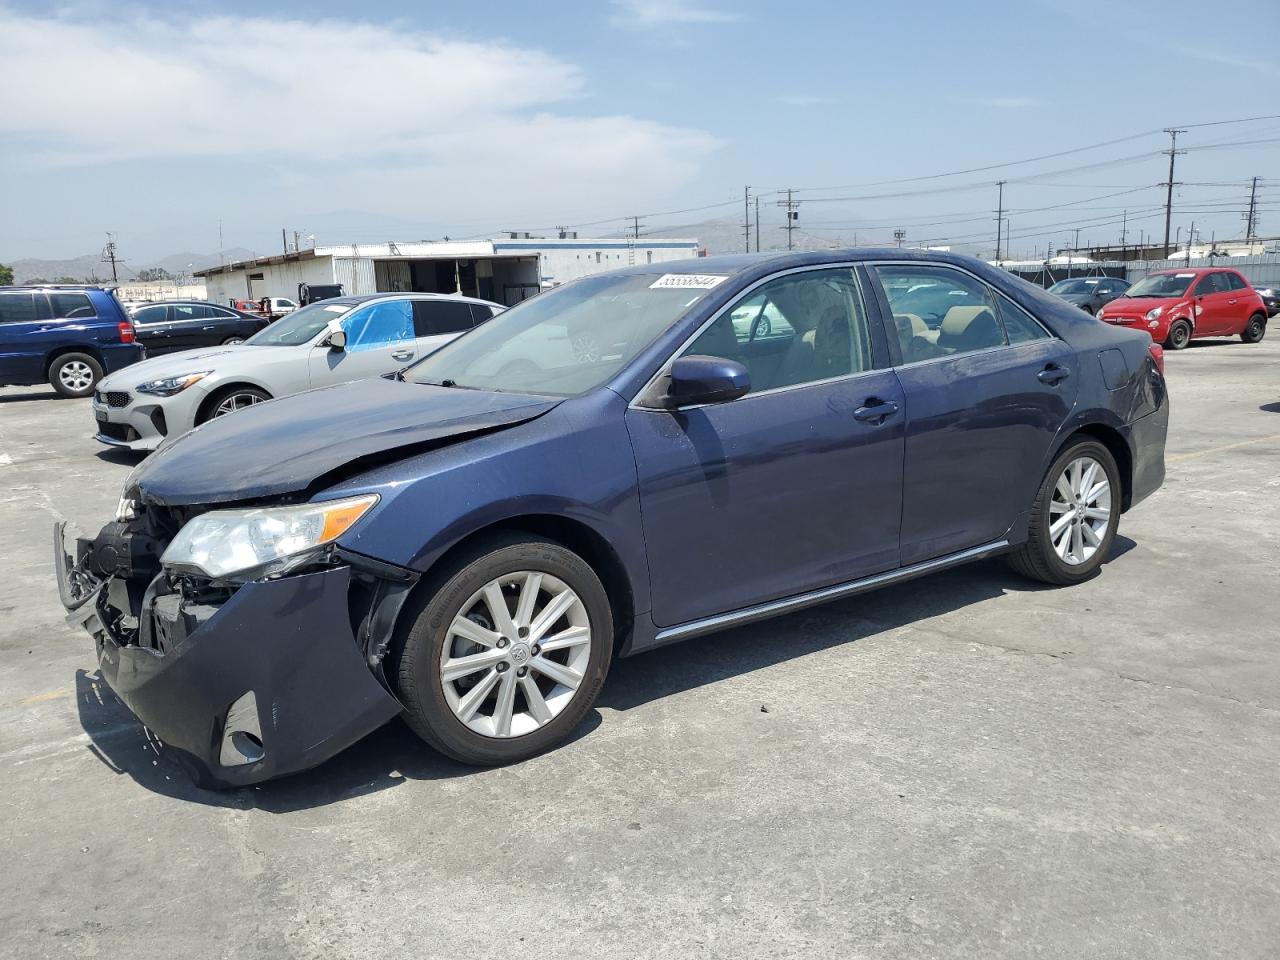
[894,313,927,338]
[938,306,999,351]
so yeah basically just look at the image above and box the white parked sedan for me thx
[91,292,503,451]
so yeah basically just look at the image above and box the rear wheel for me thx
[396,534,612,765]
[221,336,245,346]
[1165,319,1192,350]
[1008,439,1120,586]
[49,353,102,398]
[1241,313,1266,344]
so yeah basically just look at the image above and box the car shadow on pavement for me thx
[1261,402,1280,414]
[75,538,1134,812]
[93,448,147,466]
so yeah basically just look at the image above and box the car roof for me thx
[328,292,503,307]
[602,246,997,280]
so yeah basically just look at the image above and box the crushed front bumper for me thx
[56,523,407,788]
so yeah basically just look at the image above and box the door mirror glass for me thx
[326,328,347,351]
[659,355,751,408]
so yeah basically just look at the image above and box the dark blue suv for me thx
[56,250,1167,787]
[0,286,143,397]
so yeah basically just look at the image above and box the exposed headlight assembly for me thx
[135,372,211,397]
[160,494,379,581]
[1145,307,1164,321]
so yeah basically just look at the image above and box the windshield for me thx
[1048,279,1099,295]
[244,300,356,346]
[1125,274,1194,298]
[405,272,724,395]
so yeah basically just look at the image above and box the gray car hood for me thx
[132,377,561,506]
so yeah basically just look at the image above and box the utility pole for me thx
[1161,128,1186,258]
[777,189,799,251]
[893,229,906,248]
[218,219,225,265]
[743,186,751,253]
[629,216,643,239]
[994,180,1006,261]
[101,234,121,282]
[753,196,760,252]
[1244,176,1260,239]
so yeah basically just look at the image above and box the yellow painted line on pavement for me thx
[1168,433,1280,463]
[21,689,72,705]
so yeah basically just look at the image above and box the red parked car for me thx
[1098,267,1268,349]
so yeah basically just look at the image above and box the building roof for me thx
[195,237,700,277]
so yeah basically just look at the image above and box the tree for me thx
[134,267,174,282]
[0,263,13,286]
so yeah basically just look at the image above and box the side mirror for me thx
[655,355,751,409]
[326,329,347,351]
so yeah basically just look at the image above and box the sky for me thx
[1,0,1278,263]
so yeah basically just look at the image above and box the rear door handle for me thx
[391,350,415,362]
[1038,364,1071,385]
[852,398,900,424]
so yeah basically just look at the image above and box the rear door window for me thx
[133,305,167,325]
[995,293,1052,344]
[874,264,1007,364]
[468,303,495,325]
[49,292,95,319]
[413,300,475,336]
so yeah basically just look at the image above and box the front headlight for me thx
[160,494,379,580]
[136,371,211,397]
[1145,307,1163,321]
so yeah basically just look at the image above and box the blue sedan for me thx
[56,249,1168,785]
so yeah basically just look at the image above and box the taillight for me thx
[118,321,135,344]
[1148,342,1164,375]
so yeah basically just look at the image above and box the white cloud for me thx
[0,7,720,217]
[610,0,739,28]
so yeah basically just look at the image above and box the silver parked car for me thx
[91,292,503,451]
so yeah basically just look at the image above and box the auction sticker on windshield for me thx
[650,274,729,289]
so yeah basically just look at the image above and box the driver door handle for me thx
[391,350,415,362]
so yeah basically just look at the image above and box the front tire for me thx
[1008,439,1120,586]
[198,385,271,423]
[1241,313,1266,344]
[49,353,103,398]
[1165,319,1192,350]
[396,534,613,765]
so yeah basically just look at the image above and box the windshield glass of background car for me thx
[405,273,722,395]
[244,301,355,346]
[1126,274,1194,298]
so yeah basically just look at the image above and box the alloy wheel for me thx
[212,392,265,417]
[439,571,592,739]
[1048,456,1112,566]
[58,361,95,392]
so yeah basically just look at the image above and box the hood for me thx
[132,378,561,506]
[1054,293,1092,305]
[102,345,265,387]
[1105,295,1182,314]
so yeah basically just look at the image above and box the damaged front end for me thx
[55,495,416,788]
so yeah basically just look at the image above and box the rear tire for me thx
[221,336,245,346]
[1008,439,1120,586]
[49,353,102,398]
[1241,313,1266,344]
[395,534,612,766]
[1165,320,1192,350]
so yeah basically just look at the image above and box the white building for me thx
[196,237,702,307]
